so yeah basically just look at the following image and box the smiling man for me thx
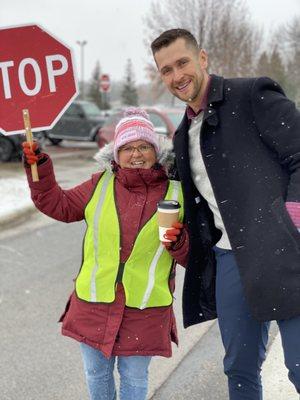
[155,35,209,111]
[151,28,300,399]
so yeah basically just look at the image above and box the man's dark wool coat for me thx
[174,74,300,328]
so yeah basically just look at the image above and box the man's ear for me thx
[199,49,208,69]
[152,52,159,71]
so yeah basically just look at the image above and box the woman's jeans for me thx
[214,246,300,400]
[80,342,152,400]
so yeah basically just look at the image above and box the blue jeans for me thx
[214,247,300,399]
[80,342,152,400]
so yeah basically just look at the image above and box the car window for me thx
[80,102,102,116]
[103,112,122,126]
[64,103,81,116]
[167,111,184,128]
[148,113,167,130]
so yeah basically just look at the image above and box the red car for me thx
[96,107,184,148]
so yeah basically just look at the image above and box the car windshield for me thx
[103,112,122,126]
[167,111,184,127]
[81,102,101,116]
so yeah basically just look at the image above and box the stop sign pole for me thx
[22,109,38,181]
[0,24,78,181]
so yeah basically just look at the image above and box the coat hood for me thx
[94,136,175,174]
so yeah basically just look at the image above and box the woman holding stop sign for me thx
[22,108,189,400]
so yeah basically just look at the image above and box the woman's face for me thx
[118,140,157,169]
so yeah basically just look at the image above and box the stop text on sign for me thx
[0,54,68,99]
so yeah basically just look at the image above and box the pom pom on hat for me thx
[113,107,159,163]
[122,107,149,119]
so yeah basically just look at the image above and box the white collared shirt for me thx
[188,112,232,249]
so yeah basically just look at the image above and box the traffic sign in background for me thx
[0,24,78,135]
[99,73,110,93]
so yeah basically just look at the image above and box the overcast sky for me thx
[1,0,300,84]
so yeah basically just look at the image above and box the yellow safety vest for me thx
[75,171,184,309]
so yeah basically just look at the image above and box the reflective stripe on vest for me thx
[139,180,180,309]
[76,171,184,309]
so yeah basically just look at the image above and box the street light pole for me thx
[76,40,87,99]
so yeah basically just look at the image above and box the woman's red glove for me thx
[162,221,183,248]
[22,141,40,165]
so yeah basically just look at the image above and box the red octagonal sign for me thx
[0,24,78,135]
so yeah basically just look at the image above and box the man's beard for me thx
[174,88,197,103]
[173,79,200,103]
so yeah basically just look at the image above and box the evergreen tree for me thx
[286,50,300,105]
[282,16,300,104]
[255,51,272,77]
[86,61,110,109]
[256,48,288,94]
[121,59,139,106]
[269,47,286,89]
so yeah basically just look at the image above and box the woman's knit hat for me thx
[113,107,159,163]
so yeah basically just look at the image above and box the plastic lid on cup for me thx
[157,200,181,210]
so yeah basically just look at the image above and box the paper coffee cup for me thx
[157,200,181,242]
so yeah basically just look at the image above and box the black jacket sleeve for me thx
[251,77,300,202]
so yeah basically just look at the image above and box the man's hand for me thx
[162,221,183,248]
[22,141,40,165]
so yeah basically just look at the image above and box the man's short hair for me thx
[151,28,199,55]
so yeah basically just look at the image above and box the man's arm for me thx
[251,77,300,230]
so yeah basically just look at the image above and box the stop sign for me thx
[99,73,110,93]
[0,24,78,135]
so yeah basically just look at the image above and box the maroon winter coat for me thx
[25,155,189,358]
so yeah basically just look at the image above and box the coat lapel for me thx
[203,74,224,127]
[173,113,192,183]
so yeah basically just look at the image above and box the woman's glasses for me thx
[119,144,154,155]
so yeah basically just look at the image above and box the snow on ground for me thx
[0,177,32,220]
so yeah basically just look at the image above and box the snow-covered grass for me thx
[0,177,32,220]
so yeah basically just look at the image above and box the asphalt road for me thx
[0,220,88,400]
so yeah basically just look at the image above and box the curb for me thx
[0,147,98,230]
[0,204,37,229]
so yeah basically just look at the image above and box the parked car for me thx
[96,107,184,148]
[39,100,106,145]
[0,131,45,162]
[0,100,105,161]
